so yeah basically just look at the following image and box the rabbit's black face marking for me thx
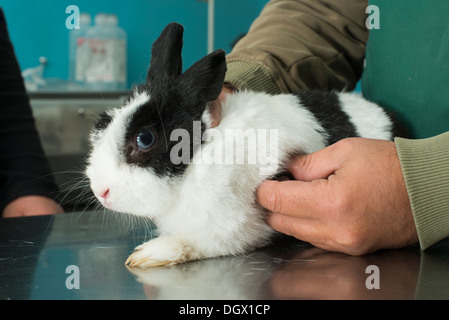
[90,110,116,145]
[136,126,157,150]
[95,112,114,132]
[119,23,227,177]
[122,91,194,178]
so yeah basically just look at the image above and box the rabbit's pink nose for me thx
[100,189,110,199]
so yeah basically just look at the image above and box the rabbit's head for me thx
[86,23,227,218]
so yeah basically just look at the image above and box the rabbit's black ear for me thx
[146,23,184,84]
[178,49,227,103]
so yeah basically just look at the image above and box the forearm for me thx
[225,0,369,94]
[0,8,59,212]
[395,132,449,250]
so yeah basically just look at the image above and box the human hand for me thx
[2,195,64,218]
[257,138,419,255]
[208,85,234,128]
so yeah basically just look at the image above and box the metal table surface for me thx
[1,211,449,300]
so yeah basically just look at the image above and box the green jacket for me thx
[225,0,449,250]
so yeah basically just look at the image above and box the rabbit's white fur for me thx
[87,92,176,218]
[86,22,398,268]
[86,89,393,267]
[338,93,393,140]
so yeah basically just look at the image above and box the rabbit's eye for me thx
[136,127,156,150]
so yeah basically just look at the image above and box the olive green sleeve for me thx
[395,132,449,250]
[225,0,369,94]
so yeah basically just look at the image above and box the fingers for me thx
[256,146,341,248]
[209,86,234,128]
[208,100,222,128]
[266,212,314,237]
[256,143,343,216]
[257,178,329,218]
[266,212,330,250]
[288,145,339,181]
[257,180,300,215]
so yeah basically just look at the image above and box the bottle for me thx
[68,13,91,85]
[105,14,127,90]
[83,13,127,91]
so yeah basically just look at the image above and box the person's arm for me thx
[395,132,449,250]
[218,0,449,252]
[0,8,62,217]
[257,138,418,255]
[225,0,369,94]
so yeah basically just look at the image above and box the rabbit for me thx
[85,22,401,268]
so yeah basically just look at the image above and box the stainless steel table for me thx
[1,211,449,300]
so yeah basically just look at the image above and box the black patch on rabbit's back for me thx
[296,90,358,145]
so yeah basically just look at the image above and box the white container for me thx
[79,13,127,91]
[68,13,91,84]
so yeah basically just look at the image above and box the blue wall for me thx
[2,0,268,89]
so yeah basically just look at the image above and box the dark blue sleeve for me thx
[0,8,59,213]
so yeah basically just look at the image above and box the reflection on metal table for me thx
[1,211,449,300]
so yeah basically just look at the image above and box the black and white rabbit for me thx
[86,23,400,268]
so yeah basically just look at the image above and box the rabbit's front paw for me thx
[125,236,193,268]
